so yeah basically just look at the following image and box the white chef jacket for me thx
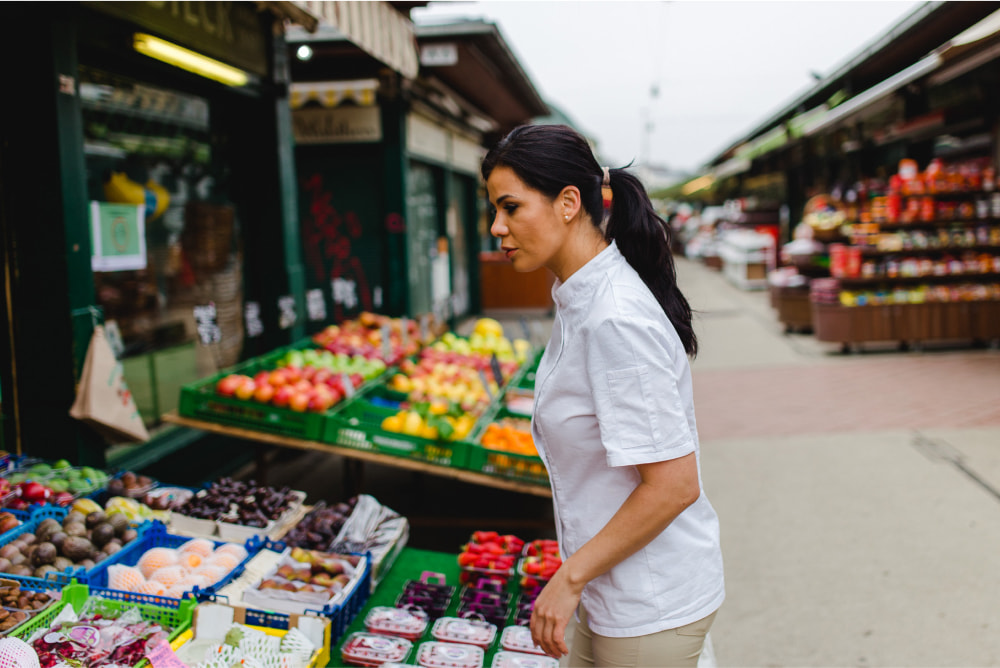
[531,241,725,637]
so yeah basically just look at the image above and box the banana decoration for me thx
[103,171,170,222]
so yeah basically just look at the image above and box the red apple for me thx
[313,369,333,386]
[268,368,290,387]
[272,385,294,408]
[216,374,242,397]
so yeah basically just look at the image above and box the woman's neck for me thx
[549,224,609,283]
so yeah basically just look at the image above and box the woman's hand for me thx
[530,566,583,658]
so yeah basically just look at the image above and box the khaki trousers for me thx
[566,606,718,668]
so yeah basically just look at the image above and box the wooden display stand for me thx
[479,251,554,312]
[772,286,813,333]
[811,300,1000,349]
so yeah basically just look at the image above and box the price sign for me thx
[420,314,430,343]
[244,302,264,338]
[306,288,327,321]
[278,295,297,330]
[520,316,532,342]
[341,372,355,399]
[193,303,222,345]
[400,317,409,348]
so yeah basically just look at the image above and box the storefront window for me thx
[80,67,244,433]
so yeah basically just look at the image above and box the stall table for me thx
[161,410,552,499]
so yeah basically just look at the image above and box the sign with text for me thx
[89,202,147,272]
[292,106,382,145]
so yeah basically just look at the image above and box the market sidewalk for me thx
[674,258,1000,667]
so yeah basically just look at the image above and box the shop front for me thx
[0,1,319,469]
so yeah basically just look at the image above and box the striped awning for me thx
[289,79,379,109]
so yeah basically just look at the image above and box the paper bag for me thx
[70,325,150,444]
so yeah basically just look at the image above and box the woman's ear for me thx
[559,185,581,221]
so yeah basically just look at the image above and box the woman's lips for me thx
[503,247,517,259]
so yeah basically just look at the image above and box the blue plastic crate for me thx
[203,539,372,646]
[0,507,98,591]
[87,520,264,601]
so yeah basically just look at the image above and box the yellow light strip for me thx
[681,174,715,196]
[133,33,249,87]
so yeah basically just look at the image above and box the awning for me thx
[289,79,379,109]
[802,53,942,136]
[288,1,419,78]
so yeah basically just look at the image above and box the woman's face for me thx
[486,166,567,274]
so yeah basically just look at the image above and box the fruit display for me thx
[379,403,477,442]
[0,579,52,633]
[389,344,511,414]
[175,478,302,530]
[3,461,108,503]
[30,606,173,667]
[100,496,171,525]
[456,531,523,585]
[312,312,426,365]
[341,631,413,666]
[0,510,139,580]
[106,537,249,598]
[242,546,364,615]
[480,417,537,456]
[433,318,534,364]
[518,539,562,587]
[176,621,320,668]
[282,498,357,551]
[215,365,360,414]
[104,471,155,499]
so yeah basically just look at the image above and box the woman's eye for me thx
[504,204,518,215]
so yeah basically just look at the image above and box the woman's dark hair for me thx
[482,124,697,357]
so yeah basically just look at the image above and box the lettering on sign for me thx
[277,296,297,330]
[292,107,382,145]
[306,288,327,321]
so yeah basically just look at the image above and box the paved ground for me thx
[255,256,1000,667]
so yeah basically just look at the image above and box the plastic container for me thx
[364,605,429,640]
[9,583,196,668]
[416,641,485,668]
[430,616,497,649]
[341,631,413,667]
[491,650,559,668]
[499,626,546,655]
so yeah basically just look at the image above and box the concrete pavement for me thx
[673,258,1000,667]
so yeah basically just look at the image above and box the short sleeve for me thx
[584,315,696,467]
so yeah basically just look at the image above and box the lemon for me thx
[474,317,504,338]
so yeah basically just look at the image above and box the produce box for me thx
[88,521,263,600]
[510,347,543,390]
[0,506,149,592]
[171,478,307,541]
[11,582,196,668]
[172,600,331,668]
[0,578,60,636]
[323,385,471,468]
[466,408,548,486]
[177,349,337,441]
[205,539,372,646]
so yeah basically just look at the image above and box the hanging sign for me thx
[193,303,222,345]
[89,202,147,272]
[490,353,505,387]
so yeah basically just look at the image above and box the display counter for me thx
[480,251,555,312]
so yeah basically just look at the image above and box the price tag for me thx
[146,638,189,668]
[490,353,505,387]
[519,317,532,342]
[244,302,264,338]
[478,369,496,401]
[400,317,409,348]
[193,303,222,345]
[381,322,392,360]
[278,295,297,330]
[341,372,355,398]
[306,288,327,321]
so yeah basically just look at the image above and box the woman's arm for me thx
[529,452,702,657]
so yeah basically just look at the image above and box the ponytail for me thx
[604,169,698,357]
[482,124,697,357]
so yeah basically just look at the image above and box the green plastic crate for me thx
[511,347,544,390]
[323,386,471,468]
[12,583,196,667]
[177,348,348,441]
[466,406,549,486]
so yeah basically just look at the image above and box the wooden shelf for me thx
[811,301,1000,346]
[161,411,553,499]
[836,272,1000,286]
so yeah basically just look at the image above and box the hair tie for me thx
[601,167,612,210]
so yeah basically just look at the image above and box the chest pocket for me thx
[604,365,660,449]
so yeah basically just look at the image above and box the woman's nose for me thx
[490,214,507,238]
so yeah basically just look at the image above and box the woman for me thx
[482,125,724,667]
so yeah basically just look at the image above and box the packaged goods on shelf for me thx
[170,478,306,541]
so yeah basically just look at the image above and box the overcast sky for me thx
[412,0,924,174]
